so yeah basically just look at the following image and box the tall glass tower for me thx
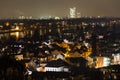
[70,7,76,18]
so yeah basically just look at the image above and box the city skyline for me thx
[0,0,120,18]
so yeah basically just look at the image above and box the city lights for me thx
[0,0,120,79]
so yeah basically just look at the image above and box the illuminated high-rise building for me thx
[70,7,76,18]
[77,12,81,18]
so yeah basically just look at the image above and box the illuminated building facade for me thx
[112,53,120,65]
[70,7,76,18]
[95,57,110,68]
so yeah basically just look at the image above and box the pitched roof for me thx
[46,59,70,67]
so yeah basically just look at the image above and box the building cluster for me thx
[69,7,81,18]
[0,18,120,80]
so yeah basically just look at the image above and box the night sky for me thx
[0,0,120,18]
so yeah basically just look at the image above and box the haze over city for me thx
[0,0,120,80]
[0,0,120,18]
